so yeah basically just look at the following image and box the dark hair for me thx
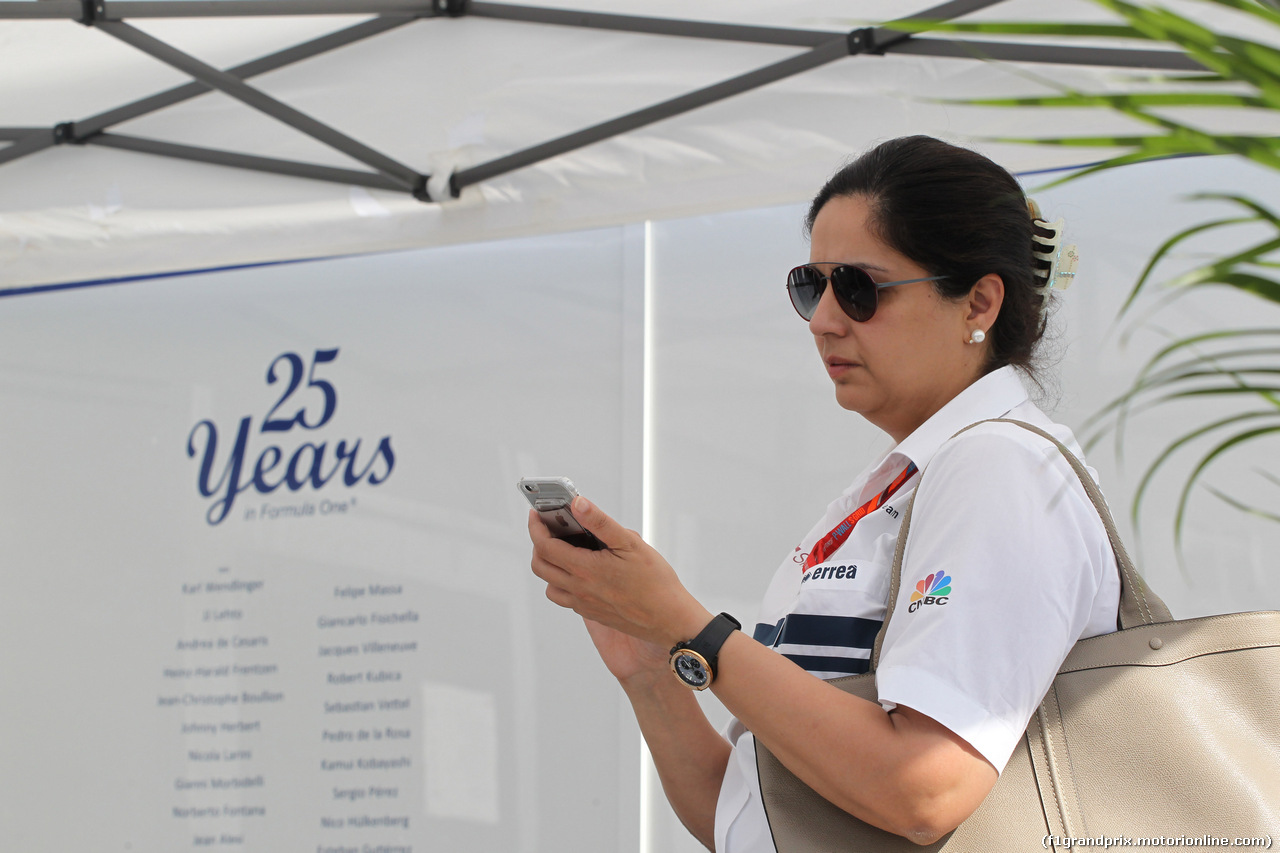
[806,135,1053,376]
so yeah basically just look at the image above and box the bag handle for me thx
[870,418,1172,670]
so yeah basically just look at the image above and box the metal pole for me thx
[0,1,80,18]
[95,20,425,190]
[74,15,418,139]
[889,37,1206,71]
[451,0,1014,195]
[100,0,432,17]
[451,37,851,194]
[466,3,836,48]
[90,133,409,192]
[0,129,49,141]
[0,131,55,167]
[867,0,1014,54]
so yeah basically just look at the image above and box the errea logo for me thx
[908,572,952,613]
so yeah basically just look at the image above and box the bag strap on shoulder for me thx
[870,418,1173,670]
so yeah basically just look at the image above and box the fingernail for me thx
[573,496,592,514]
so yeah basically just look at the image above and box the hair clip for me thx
[1033,217,1078,292]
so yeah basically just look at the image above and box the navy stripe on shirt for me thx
[752,620,783,646]
[780,653,871,675]
[753,613,882,651]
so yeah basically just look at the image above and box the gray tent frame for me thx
[0,0,1203,202]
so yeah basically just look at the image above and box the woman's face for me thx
[807,194,987,442]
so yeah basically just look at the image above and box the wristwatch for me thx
[669,613,741,690]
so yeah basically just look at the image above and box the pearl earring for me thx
[968,329,986,344]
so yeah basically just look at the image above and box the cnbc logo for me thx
[908,572,952,613]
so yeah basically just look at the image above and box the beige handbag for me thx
[756,419,1280,851]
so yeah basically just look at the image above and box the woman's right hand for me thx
[527,500,713,678]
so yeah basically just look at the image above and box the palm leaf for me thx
[1128,359,1280,399]
[1204,484,1280,523]
[1187,193,1280,222]
[1138,329,1280,378]
[1197,0,1280,28]
[1083,331,1280,461]
[1173,423,1280,559]
[1082,333,1279,441]
[1130,410,1280,529]
[955,93,1271,109]
[887,21,1150,38]
[1139,383,1280,402]
[1094,380,1280,466]
[1117,214,1265,317]
[990,129,1280,170]
[1165,269,1280,302]
[1142,347,1280,378]
[1099,0,1280,88]
[1120,332,1280,395]
[916,1,1280,93]
[1108,73,1233,84]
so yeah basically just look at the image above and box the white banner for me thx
[0,226,644,853]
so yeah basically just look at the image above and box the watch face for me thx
[672,651,711,690]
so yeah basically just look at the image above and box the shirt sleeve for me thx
[873,423,1113,773]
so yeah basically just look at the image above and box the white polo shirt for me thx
[713,366,1122,853]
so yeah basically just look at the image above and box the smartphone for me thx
[518,477,607,551]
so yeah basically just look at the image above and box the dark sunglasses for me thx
[786,263,946,322]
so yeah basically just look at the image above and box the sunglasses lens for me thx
[830,266,877,322]
[788,266,879,322]
[786,266,824,320]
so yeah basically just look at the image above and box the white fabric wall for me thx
[0,226,646,852]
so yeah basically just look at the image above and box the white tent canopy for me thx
[0,0,1271,289]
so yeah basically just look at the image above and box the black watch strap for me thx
[670,612,741,686]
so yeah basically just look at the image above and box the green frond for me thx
[988,128,1280,172]
[1082,330,1280,434]
[1110,73,1232,84]
[953,93,1270,109]
[1217,34,1280,84]
[1141,329,1280,377]
[1197,0,1280,29]
[1026,152,1170,191]
[1174,423,1280,555]
[1153,384,1280,400]
[1165,270,1280,303]
[1204,484,1280,523]
[1186,194,1280,223]
[881,20,1150,39]
[1138,354,1280,391]
[1131,410,1280,527]
[1087,350,1280,460]
[1088,378,1280,463]
[1118,214,1262,317]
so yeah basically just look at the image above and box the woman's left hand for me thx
[528,497,711,653]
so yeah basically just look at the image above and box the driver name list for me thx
[158,575,421,850]
[317,583,416,848]
[162,574,275,848]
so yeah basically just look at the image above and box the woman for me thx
[527,136,1120,850]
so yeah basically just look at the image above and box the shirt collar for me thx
[888,365,1030,472]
